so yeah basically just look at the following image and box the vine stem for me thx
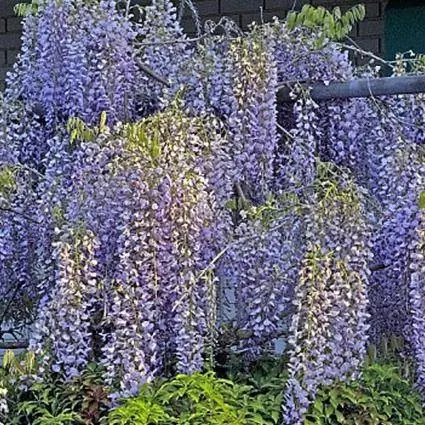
[0,206,40,224]
[340,38,394,69]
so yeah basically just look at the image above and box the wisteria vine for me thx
[0,1,423,424]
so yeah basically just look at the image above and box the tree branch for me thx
[0,341,29,350]
[0,206,40,224]
[138,62,171,87]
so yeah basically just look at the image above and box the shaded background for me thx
[0,0,387,89]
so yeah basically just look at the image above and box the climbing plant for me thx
[0,1,424,425]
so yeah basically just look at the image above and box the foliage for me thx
[228,355,288,424]
[2,350,425,425]
[0,350,109,424]
[0,165,17,197]
[286,4,365,43]
[108,371,280,425]
[14,1,39,17]
[420,191,425,209]
[304,362,425,425]
[0,1,423,424]
[0,354,286,424]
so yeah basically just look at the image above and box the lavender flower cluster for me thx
[0,1,423,423]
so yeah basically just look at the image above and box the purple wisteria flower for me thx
[0,0,423,413]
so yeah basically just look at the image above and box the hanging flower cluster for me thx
[410,210,425,395]
[0,0,140,337]
[0,0,424,422]
[27,107,230,398]
[282,164,372,423]
[12,0,138,127]
[224,200,300,358]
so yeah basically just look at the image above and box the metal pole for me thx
[0,341,29,349]
[277,75,425,102]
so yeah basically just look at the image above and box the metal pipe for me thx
[0,341,29,350]
[277,75,425,102]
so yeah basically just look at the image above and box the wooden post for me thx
[277,75,425,102]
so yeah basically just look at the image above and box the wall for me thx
[183,0,385,61]
[0,0,386,88]
[0,0,23,88]
[385,0,425,61]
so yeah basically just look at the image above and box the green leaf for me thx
[419,191,425,209]
[0,166,17,196]
[313,399,323,413]
[99,111,107,132]
[335,410,345,423]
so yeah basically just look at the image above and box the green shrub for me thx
[3,349,425,425]
[227,355,287,424]
[108,371,281,425]
[0,351,109,424]
[305,362,425,425]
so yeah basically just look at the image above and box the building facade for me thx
[0,0,392,88]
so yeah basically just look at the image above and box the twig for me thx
[219,326,288,353]
[137,33,212,47]
[0,341,29,350]
[0,284,24,330]
[277,122,294,139]
[0,206,40,224]
[0,161,44,179]
[124,0,131,19]
[18,163,44,178]
[340,43,392,68]
[182,0,202,36]
[279,79,310,86]
[341,37,393,69]
[234,182,249,204]
[138,62,171,87]
[194,213,300,284]
[136,17,240,48]
[370,263,389,272]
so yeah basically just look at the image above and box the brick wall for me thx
[182,0,386,59]
[316,0,385,57]
[0,0,23,88]
[0,0,387,88]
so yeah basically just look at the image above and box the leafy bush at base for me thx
[108,371,281,425]
[305,363,425,425]
[1,350,425,425]
[0,351,109,424]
